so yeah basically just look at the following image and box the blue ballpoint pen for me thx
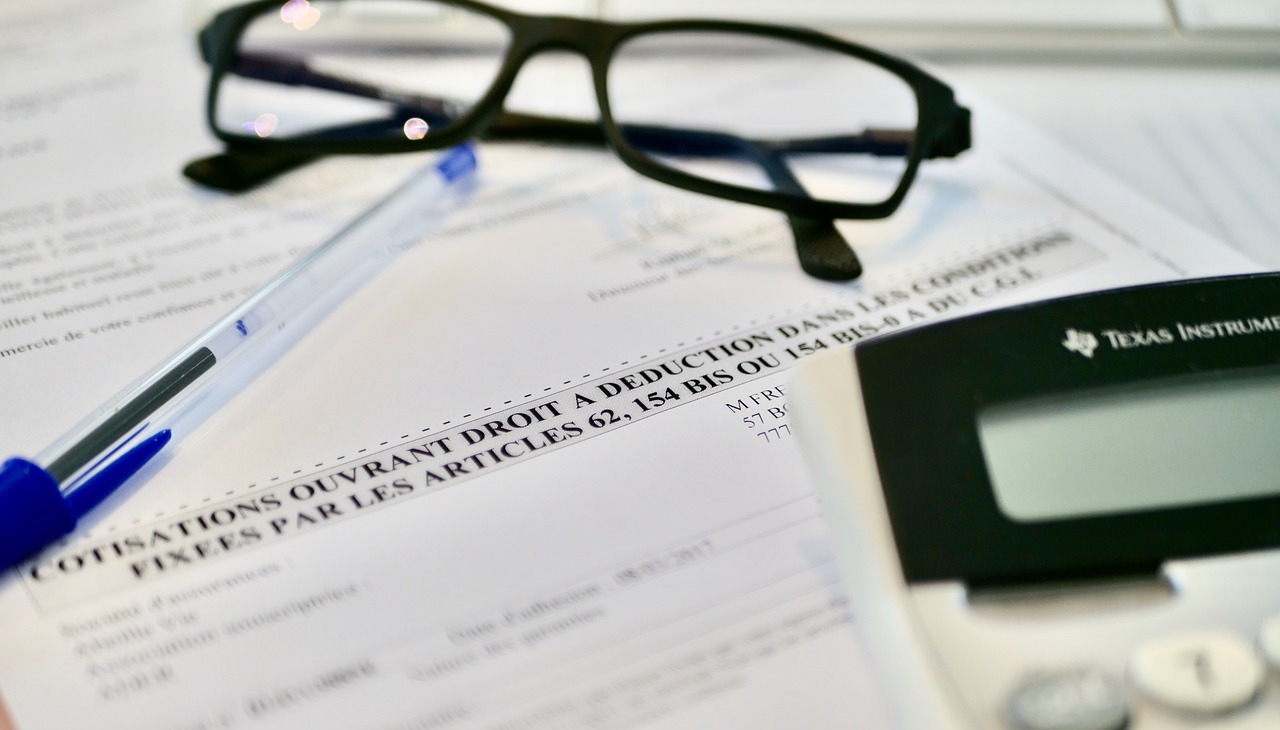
[0,144,477,572]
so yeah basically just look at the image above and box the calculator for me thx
[790,273,1280,730]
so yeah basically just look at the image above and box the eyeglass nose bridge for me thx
[473,15,620,122]
[507,15,619,58]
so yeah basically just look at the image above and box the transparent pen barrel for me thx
[37,145,476,489]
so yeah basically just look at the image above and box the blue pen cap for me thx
[0,458,75,570]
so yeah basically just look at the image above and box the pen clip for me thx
[64,430,171,520]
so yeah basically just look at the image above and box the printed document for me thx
[0,2,1259,729]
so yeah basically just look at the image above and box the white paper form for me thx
[0,6,1264,730]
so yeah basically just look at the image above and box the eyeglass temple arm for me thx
[763,117,971,160]
[184,114,429,192]
[231,51,458,120]
[616,125,861,281]
[224,51,602,144]
[457,111,866,279]
[748,144,863,282]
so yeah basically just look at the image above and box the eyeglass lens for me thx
[215,0,511,143]
[607,31,918,208]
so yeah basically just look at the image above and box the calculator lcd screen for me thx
[978,368,1280,522]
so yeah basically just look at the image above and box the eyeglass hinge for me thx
[926,106,972,159]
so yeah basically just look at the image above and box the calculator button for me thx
[1128,631,1264,715]
[1260,616,1280,668]
[1005,668,1128,730]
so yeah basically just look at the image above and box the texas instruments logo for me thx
[1060,315,1279,359]
[1061,328,1100,358]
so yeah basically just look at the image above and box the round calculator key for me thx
[1260,616,1280,668]
[1005,668,1129,730]
[1128,630,1264,715]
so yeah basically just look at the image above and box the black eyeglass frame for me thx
[196,0,971,222]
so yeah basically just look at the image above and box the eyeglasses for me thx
[185,0,972,281]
